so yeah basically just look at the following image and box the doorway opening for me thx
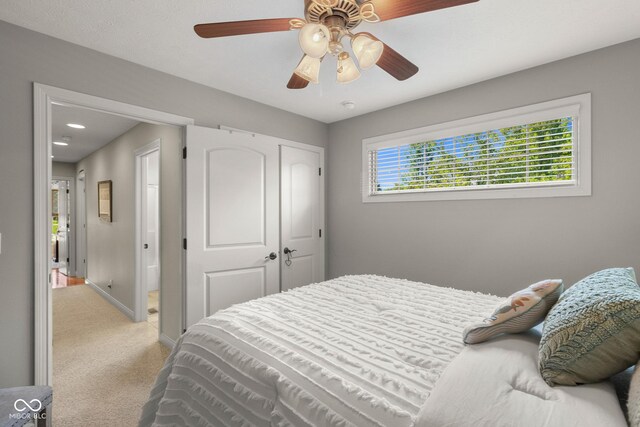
[35,85,194,424]
[51,177,83,288]
[76,171,87,279]
[34,83,194,388]
[135,142,161,327]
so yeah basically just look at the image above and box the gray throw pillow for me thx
[539,268,640,386]
[463,279,563,344]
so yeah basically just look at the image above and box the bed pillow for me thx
[630,363,640,427]
[463,279,563,344]
[539,268,640,386]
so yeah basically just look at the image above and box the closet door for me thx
[185,126,280,327]
[280,145,324,292]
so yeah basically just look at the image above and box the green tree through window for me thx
[372,117,574,193]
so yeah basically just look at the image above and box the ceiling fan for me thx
[194,0,479,89]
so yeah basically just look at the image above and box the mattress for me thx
[139,275,501,427]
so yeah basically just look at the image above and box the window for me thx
[362,94,591,202]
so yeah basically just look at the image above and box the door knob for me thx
[283,247,297,255]
[144,243,149,249]
[265,252,278,261]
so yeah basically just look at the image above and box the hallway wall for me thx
[75,123,183,342]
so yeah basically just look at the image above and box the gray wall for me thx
[0,20,328,388]
[52,162,76,178]
[75,123,183,342]
[327,38,640,296]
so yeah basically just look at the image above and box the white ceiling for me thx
[52,105,139,163]
[2,1,640,123]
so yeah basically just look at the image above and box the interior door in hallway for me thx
[56,180,69,276]
[280,145,324,292]
[185,126,280,327]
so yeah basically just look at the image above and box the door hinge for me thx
[319,167,322,176]
[182,147,187,159]
[66,189,69,194]
[319,229,322,238]
[183,238,187,250]
[66,257,69,263]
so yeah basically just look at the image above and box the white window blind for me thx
[369,117,575,194]
[362,94,591,202]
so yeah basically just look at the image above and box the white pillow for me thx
[630,362,640,427]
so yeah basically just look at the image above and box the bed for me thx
[139,275,628,427]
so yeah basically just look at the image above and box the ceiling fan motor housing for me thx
[305,0,363,31]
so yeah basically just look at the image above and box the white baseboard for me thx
[85,279,135,320]
[159,333,176,349]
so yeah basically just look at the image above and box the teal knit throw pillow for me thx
[539,268,640,386]
[630,363,640,427]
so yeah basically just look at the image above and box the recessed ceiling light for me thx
[67,123,85,129]
[53,141,68,146]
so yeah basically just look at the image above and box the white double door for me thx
[186,126,323,327]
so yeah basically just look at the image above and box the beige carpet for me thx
[53,285,171,426]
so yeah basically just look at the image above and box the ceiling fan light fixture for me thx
[328,40,344,56]
[294,55,322,84]
[299,23,330,58]
[312,0,339,8]
[336,52,360,84]
[351,33,384,69]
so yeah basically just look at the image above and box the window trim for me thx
[362,93,591,203]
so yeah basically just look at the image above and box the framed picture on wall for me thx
[98,180,112,222]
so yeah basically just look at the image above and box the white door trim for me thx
[134,140,161,323]
[34,83,194,386]
[76,170,87,278]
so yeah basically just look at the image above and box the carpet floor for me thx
[53,285,171,426]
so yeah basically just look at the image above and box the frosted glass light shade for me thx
[299,23,330,58]
[337,52,360,84]
[294,55,322,84]
[351,34,384,69]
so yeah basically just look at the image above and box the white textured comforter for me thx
[139,275,501,427]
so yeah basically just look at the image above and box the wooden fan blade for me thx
[361,33,419,81]
[194,18,295,38]
[377,44,419,81]
[287,73,310,89]
[368,0,479,22]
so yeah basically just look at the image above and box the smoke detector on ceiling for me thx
[341,101,356,110]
